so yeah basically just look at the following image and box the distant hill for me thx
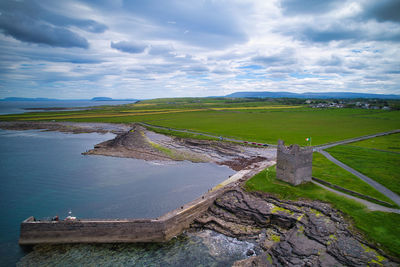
[225,91,400,99]
[91,97,137,101]
[91,97,113,101]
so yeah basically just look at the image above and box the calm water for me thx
[0,100,136,115]
[0,130,236,266]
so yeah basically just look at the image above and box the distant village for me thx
[306,99,393,110]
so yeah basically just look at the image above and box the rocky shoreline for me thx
[192,188,398,266]
[0,121,275,171]
[83,123,275,170]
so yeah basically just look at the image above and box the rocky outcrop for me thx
[192,189,398,266]
[84,123,274,170]
[83,124,172,161]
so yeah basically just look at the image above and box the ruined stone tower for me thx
[276,140,313,186]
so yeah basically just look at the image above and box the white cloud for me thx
[0,0,399,98]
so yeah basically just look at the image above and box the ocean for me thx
[0,129,244,266]
[0,100,136,115]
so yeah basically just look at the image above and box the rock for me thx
[246,249,255,256]
[192,188,398,266]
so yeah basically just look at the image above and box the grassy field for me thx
[245,166,400,258]
[312,152,395,206]
[346,133,400,153]
[1,98,399,146]
[326,145,400,196]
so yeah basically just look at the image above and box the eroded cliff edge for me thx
[192,188,398,266]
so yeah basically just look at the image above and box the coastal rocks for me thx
[192,189,397,266]
[0,121,131,134]
[84,123,275,170]
[83,124,173,161]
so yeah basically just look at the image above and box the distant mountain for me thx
[225,91,400,99]
[91,97,137,101]
[91,97,113,101]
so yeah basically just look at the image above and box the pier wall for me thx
[19,161,274,245]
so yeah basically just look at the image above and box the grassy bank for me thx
[244,166,400,258]
[326,145,400,196]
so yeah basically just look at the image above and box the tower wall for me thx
[276,140,313,185]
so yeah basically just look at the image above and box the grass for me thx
[2,98,399,146]
[326,145,400,196]
[244,166,400,258]
[347,133,400,153]
[144,125,220,141]
[312,152,396,206]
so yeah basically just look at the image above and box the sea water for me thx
[0,100,136,115]
[0,129,257,266]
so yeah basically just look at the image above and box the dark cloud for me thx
[111,41,147,54]
[183,65,209,74]
[0,43,104,64]
[317,55,343,66]
[291,23,400,43]
[148,45,175,56]
[278,0,400,44]
[0,16,89,48]
[299,25,360,42]
[128,63,180,75]
[0,0,107,48]
[252,49,297,66]
[361,0,400,23]
[280,0,341,15]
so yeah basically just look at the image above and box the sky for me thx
[0,0,399,99]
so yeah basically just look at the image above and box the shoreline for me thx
[0,121,276,171]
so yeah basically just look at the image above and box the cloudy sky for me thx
[0,0,399,99]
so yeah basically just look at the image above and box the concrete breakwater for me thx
[19,161,274,245]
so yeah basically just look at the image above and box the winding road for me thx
[314,129,400,208]
[319,150,400,207]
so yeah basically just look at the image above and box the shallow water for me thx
[17,230,258,266]
[0,130,235,266]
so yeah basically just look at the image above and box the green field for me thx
[1,98,399,146]
[326,145,400,196]
[346,133,400,153]
[312,152,395,206]
[245,166,400,258]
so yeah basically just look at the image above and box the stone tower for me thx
[276,140,313,186]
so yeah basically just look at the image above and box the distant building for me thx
[276,140,313,186]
